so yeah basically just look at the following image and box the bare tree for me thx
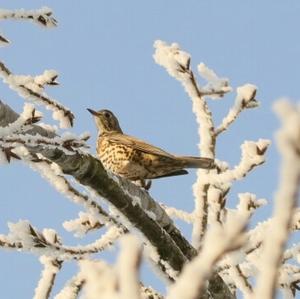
[0,6,299,299]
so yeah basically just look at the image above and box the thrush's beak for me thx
[87,108,99,116]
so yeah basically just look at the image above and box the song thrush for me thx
[87,109,214,189]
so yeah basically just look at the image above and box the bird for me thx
[87,108,214,189]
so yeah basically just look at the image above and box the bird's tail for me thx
[178,156,215,169]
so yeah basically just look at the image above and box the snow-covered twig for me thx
[215,84,259,136]
[0,61,74,128]
[291,209,300,231]
[279,265,300,298]
[227,264,253,298]
[160,203,194,224]
[0,234,22,250]
[237,193,267,214]
[207,187,224,225]
[54,274,85,299]
[211,193,266,241]
[0,133,89,160]
[206,139,270,185]
[0,103,41,137]
[283,244,300,263]
[5,70,59,92]
[141,286,164,299]
[0,7,57,47]
[33,256,62,299]
[236,193,267,220]
[253,100,300,299]
[0,220,122,259]
[198,63,232,99]
[0,7,57,27]
[143,242,178,282]
[218,259,300,296]
[63,212,104,238]
[117,235,142,299]
[33,70,59,87]
[0,34,9,45]
[240,209,300,260]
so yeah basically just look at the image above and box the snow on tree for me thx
[0,6,299,299]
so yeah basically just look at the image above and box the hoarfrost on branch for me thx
[0,6,299,299]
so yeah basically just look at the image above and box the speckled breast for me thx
[97,137,135,176]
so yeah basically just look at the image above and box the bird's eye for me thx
[104,112,110,118]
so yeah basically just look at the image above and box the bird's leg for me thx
[144,180,152,190]
[133,179,152,190]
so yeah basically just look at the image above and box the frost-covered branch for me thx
[197,63,232,99]
[141,286,165,299]
[253,100,300,299]
[291,209,300,231]
[162,202,239,228]
[283,243,300,263]
[0,7,57,46]
[161,203,194,224]
[0,7,57,27]
[215,84,259,136]
[0,103,41,136]
[207,187,225,226]
[117,235,142,299]
[219,261,300,298]
[236,193,267,216]
[0,220,122,259]
[0,34,9,45]
[0,132,89,161]
[63,212,104,237]
[222,263,253,298]
[206,139,270,185]
[0,61,74,128]
[33,70,60,87]
[34,256,62,299]
[237,209,300,261]
[33,224,62,299]
[54,274,85,299]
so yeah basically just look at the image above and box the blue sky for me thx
[1,1,300,298]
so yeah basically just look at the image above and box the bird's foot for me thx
[134,179,152,191]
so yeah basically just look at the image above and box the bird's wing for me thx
[107,133,175,158]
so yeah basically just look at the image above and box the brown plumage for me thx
[88,109,214,189]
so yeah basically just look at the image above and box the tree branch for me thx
[34,256,62,299]
[0,7,57,27]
